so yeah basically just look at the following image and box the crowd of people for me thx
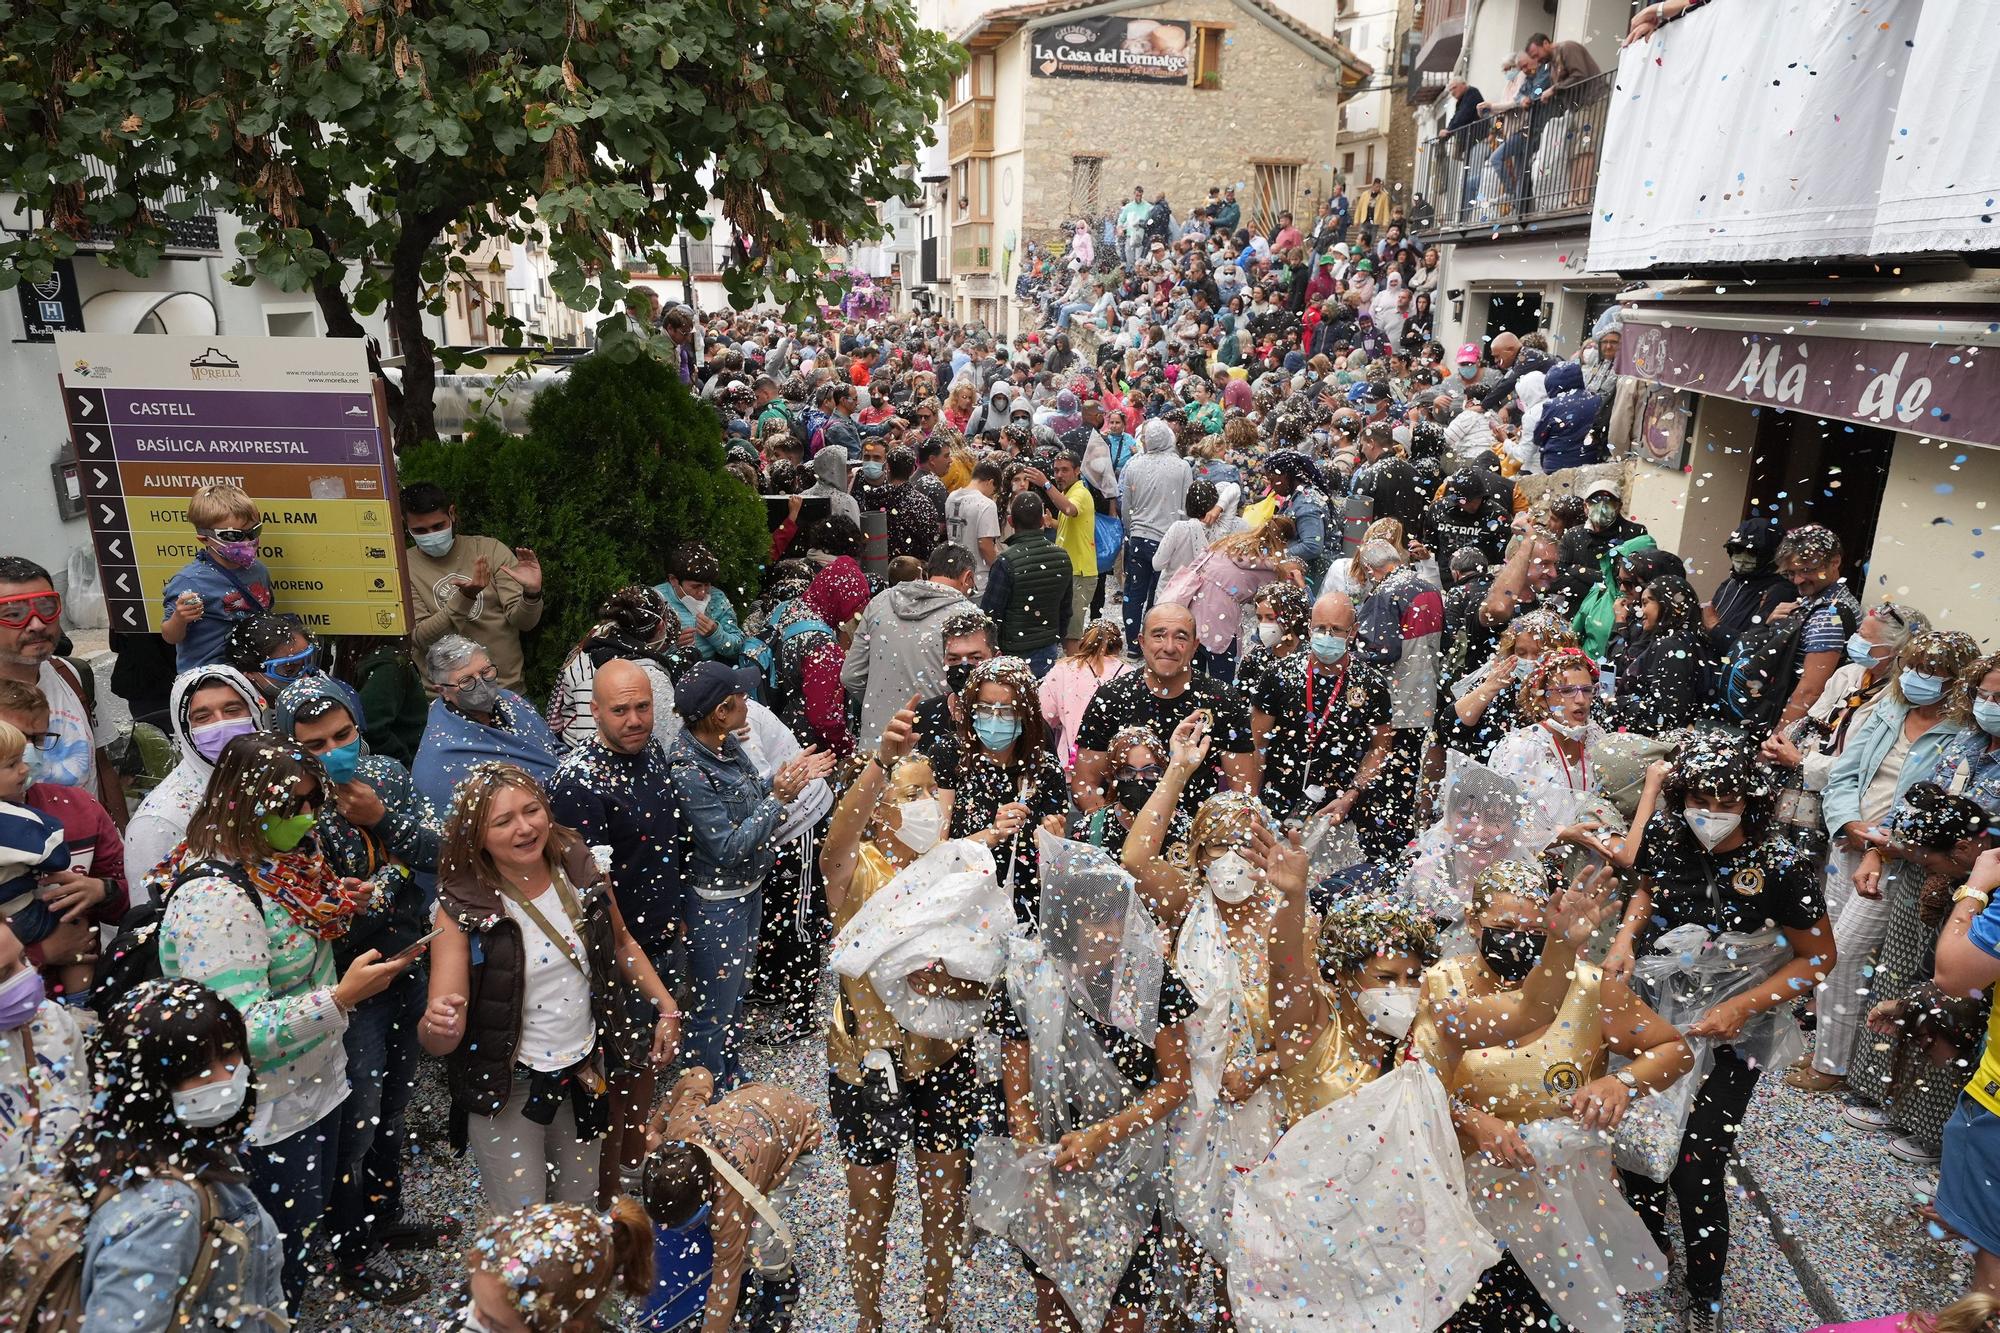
[4,235,2000,1333]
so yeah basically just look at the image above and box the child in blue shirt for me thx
[0,718,72,962]
[160,482,275,672]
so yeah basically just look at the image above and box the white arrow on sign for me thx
[73,396,94,418]
[97,504,117,525]
[90,468,110,490]
[118,606,139,627]
[112,572,132,593]
[83,431,105,454]
[107,539,125,560]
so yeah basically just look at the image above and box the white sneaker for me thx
[1842,1103,1894,1133]
[1887,1134,1942,1165]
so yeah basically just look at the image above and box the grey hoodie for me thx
[840,578,974,749]
[1120,418,1194,541]
[806,446,862,525]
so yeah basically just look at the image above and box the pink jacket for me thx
[1040,657,1132,766]
[1161,551,1285,652]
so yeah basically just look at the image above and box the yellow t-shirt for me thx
[1056,481,1098,578]
[1963,900,2000,1116]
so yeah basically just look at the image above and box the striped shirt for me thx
[160,872,348,1145]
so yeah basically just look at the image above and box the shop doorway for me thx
[1743,410,1894,595]
[1478,290,1545,343]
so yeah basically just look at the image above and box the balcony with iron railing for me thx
[1414,70,1610,242]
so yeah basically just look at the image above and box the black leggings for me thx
[751,823,824,1019]
[1438,1252,1555,1332]
[1619,1043,1761,1303]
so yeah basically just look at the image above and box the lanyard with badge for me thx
[1299,658,1350,805]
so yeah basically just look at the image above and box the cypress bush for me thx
[397,351,769,698]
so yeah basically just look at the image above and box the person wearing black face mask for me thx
[1426,859,1692,1333]
[1080,725,1190,859]
[911,610,998,792]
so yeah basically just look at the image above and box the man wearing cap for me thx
[1557,479,1647,595]
[1421,468,1514,567]
[1441,341,1494,410]
[667,660,834,1085]
[1348,421,1428,529]
[1213,186,1241,234]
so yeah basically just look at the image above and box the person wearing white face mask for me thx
[819,697,989,1333]
[1488,649,1613,861]
[1800,630,1980,1097]
[1759,600,1927,874]
[73,977,288,1331]
[1598,732,1833,1331]
[401,481,545,696]
[124,666,265,904]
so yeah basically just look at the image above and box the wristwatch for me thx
[1954,884,1993,910]
[1613,1069,1641,1092]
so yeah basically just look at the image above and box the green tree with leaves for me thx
[397,348,770,694]
[0,0,960,444]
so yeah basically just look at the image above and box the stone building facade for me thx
[950,0,1368,338]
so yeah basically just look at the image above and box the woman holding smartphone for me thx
[271,676,446,1300]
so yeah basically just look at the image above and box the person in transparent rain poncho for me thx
[1402,747,1582,927]
[820,696,1010,1333]
[975,829,1192,1333]
[1412,859,1695,1333]
[1597,730,1833,1333]
[1223,830,1623,1333]
[1117,711,1286,1294]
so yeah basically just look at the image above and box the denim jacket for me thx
[1823,697,1971,834]
[666,730,784,901]
[82,1167,287,1333]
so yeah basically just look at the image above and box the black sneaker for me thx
[338,1254,430,1306]
[375,1215,463,1253]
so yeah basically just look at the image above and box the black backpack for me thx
[1716,597,1858,733]
[90,859,260,1019]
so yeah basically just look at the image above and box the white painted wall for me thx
[0,211,414,599]
[1867,433,2000,633]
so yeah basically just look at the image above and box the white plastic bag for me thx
[1466,1119,1667,1332]
[1170,1085,1277,1260]
[1228,1063,1499,1333]
[970,1122,1167,1332]
[1170,895,1280,1257]
[1610,1038,1711,1182]
[827,839,1009,1040]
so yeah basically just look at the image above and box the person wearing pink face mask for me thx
[123,666,264,897]
[161,483,277,673]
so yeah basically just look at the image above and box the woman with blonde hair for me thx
[456,1198,654,1332]
[1321,516,1432,601]
[1041,619,1133,768]
[943,381,977,433]
[1445,608,1578,764]
[1155,515,1301,683]
[1809,628,1981,1096]
[420,763,681,1215]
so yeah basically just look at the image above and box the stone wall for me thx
[1013,0,1348,246]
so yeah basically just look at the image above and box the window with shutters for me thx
[1193,26,1225,89]
[1251,162,1300,233]
[1069,156,1103,220]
